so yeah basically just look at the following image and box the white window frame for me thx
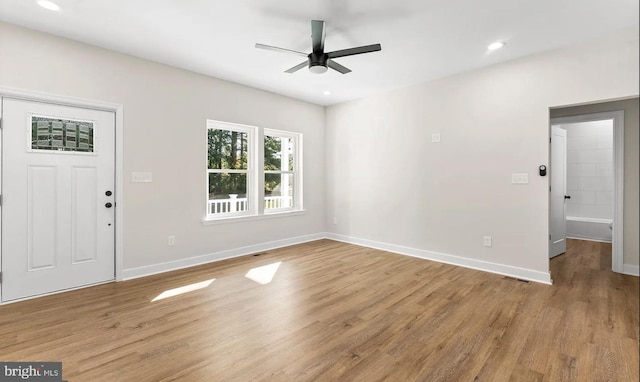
[205,120,258,219]
[204,121,303,223]
[263,128,303,215]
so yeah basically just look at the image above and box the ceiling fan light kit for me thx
[309,62,328,74]
[256,20,382,74]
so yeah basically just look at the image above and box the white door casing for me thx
[549,125,567,258]
[1,98,115,302]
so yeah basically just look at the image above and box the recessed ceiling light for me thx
[36,0,61,11]
[488,41,505,51]
[323,90,332,96]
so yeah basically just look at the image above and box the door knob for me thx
[105,190,113,196]
[105,202,113,208]
[564,195,571,199]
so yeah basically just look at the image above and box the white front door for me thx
[1,98,115,302]
[549,125,567,258]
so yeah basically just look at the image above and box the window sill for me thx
[201,209,306,225]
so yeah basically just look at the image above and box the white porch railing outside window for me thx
[208,194,247,214]
[208,195,293,215]
[264,195,293,209]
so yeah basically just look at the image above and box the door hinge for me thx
[549,235,551,241]
[0,272,2,283]
[0,194,2,206]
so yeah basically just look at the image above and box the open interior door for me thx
[550,125,567,258]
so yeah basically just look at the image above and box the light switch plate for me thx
[431,133,441,143]
[511,173,529,184]
[132,172,153,183]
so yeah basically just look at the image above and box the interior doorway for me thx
[549,110,624,273]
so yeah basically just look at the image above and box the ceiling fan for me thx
[256,20,382,74]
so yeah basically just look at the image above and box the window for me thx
[206,121,256,217]
[30,115,94,153]
[206,121,302,220]
[264,130,300,212]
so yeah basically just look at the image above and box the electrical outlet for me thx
[483,236,492,247]
[333,217,338,225]
[168,235,176,246]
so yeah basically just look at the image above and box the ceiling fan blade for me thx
[285,60,309,73]
[255,43,308,58]
[327,43,381,59]
[311,20,325,54]
[327,59,351,74]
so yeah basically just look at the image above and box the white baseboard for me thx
[123,233,326,280]
[566,236,612,244]
[123,231,554,285]
[622,264,639,277]
[326,233,552,285]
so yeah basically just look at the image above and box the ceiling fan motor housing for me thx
[308,52,328,74]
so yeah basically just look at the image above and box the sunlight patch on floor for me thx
[151,279,215,302]
[245,261,282,285]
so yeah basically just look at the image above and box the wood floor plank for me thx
[510,364,545,382]
[542,351,578,382]
[0,238,637,381]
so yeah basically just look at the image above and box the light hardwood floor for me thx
[1,239,638,381]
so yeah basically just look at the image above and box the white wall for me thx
[564,120,614,219]
[0,22,326,273]
[326,29,639,279]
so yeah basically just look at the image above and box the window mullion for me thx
[256,127,265,215]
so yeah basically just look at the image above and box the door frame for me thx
[0,87,124,302]
[549,110,624,273]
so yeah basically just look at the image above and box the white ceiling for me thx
[0,0,638,106]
